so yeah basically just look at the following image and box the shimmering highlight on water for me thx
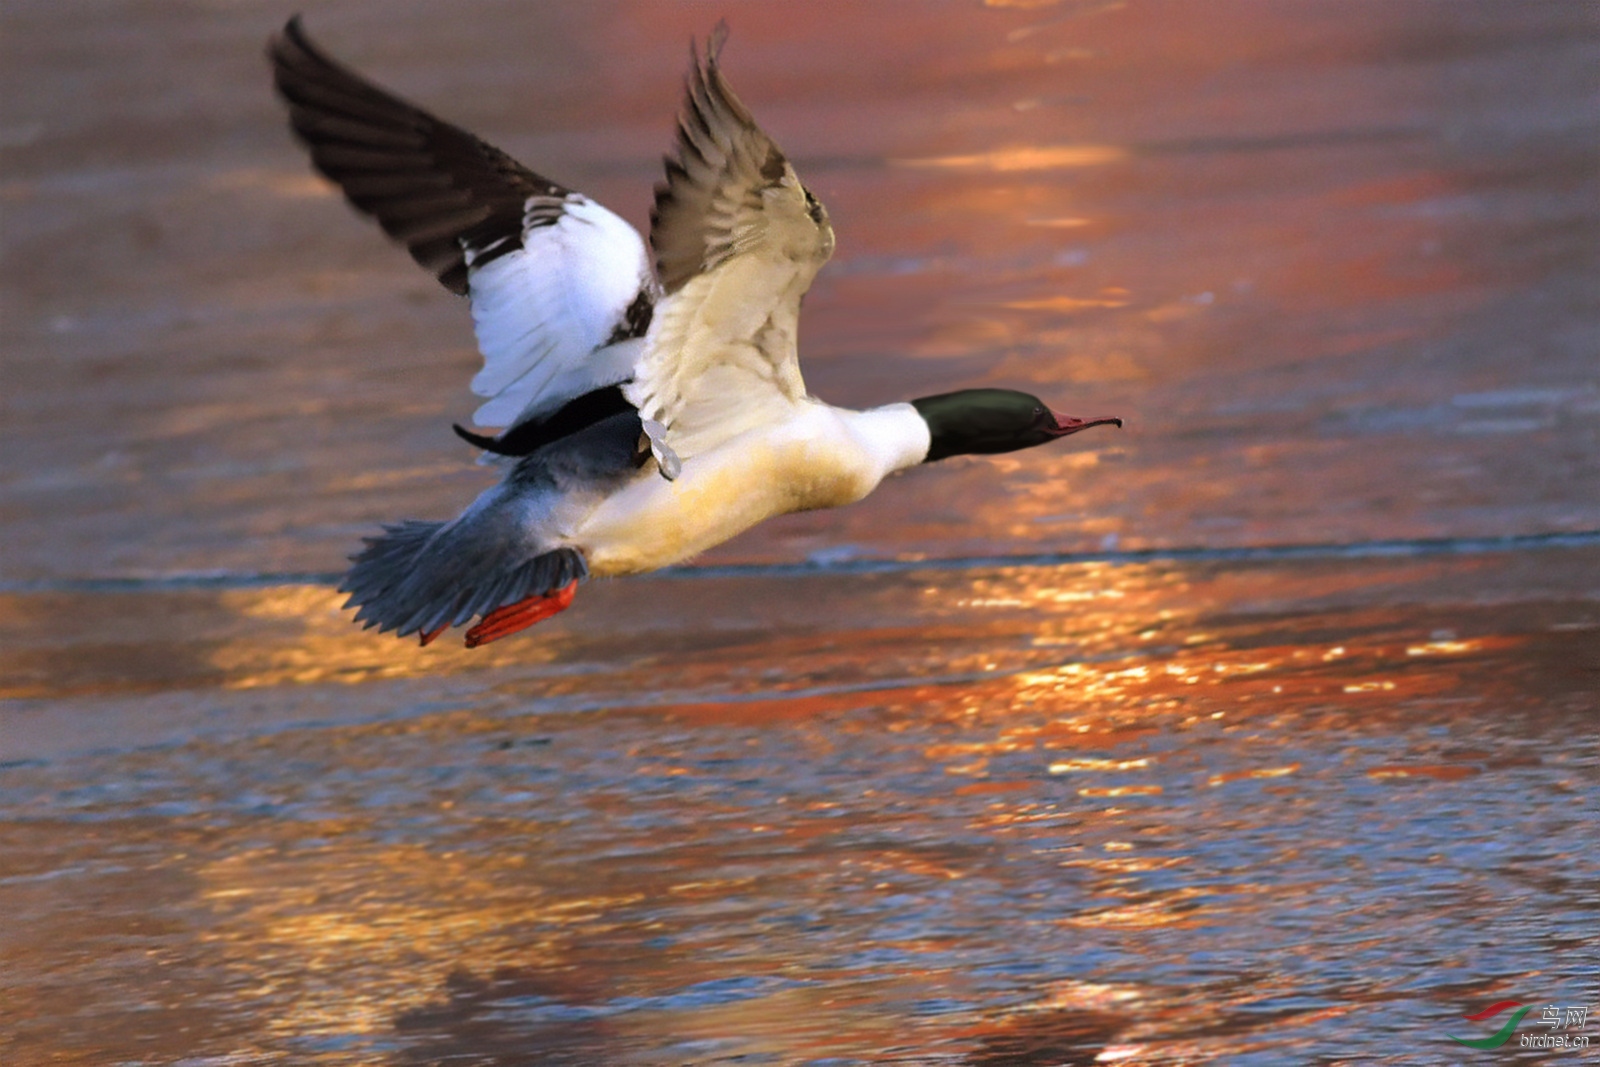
[2,0,1597,1064]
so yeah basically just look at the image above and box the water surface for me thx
[2,1,1596,1063]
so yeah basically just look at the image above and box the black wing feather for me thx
[268,16,568,295]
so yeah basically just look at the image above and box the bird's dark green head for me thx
[910,388,1121,463]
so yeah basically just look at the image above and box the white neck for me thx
[834,402,932,481]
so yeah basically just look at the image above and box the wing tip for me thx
[708,20,730,65]
[267,16,572,298]
[268,13,319,76]
[686,21,730,88]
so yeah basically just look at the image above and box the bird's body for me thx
[578,401,929,576]
[269,19,1120,647]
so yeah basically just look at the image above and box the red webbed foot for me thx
[463,580,579,648]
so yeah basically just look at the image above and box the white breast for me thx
[573,401,929,575]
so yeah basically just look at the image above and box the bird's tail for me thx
[339,518,587,641]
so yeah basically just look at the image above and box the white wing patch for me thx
[467,194,654,429]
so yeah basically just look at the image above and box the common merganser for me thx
[269,18,1122,648]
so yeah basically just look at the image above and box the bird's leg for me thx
[418,624,449,647]
[463,580,579,648]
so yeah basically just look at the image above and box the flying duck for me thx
[269,18,1122,648]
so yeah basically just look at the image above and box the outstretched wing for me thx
[625,27,836,465]
[269,17,656,434]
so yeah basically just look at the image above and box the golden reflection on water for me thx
[1005,290,1132,311]
[1026,216,1093,228]
[183,557,1161,696]
[5,551,1586,1062]
[1046,757,1150,772]
[197,552,1508,727]
[180,555,1326,1043]
[984,0,1088,10]
[197,558,1190,698]
[3,551,1525,740]
[1205,763,1299,787]
[5,0,1596,1056]
[895,144,1128,172]
[208,585,560,689]
[198,839,642,1040]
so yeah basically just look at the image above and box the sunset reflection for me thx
[6,550,1595,1061]
[208,584,561,689]
[897,144,1128,172]
[4,0,1596,1062]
